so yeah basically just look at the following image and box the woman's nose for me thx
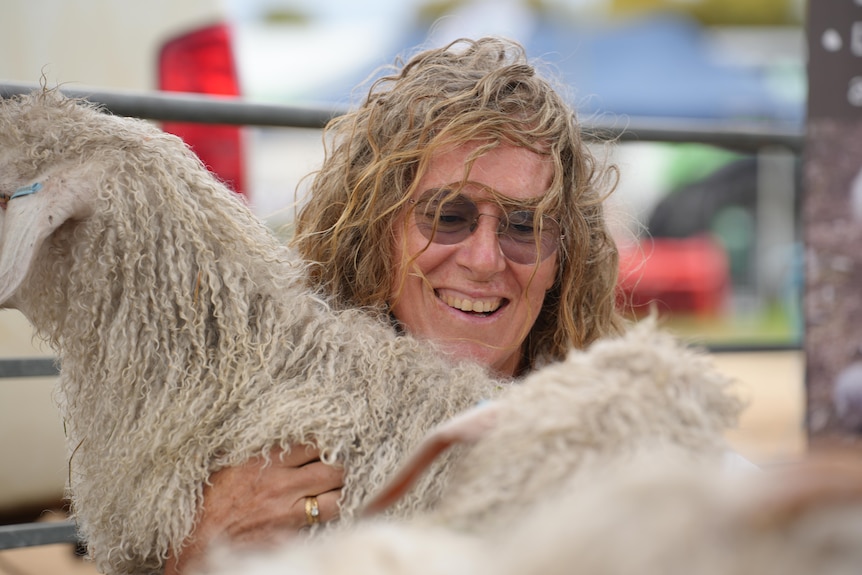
[455,213,507,276]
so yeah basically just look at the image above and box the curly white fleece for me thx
[0,90,504,575]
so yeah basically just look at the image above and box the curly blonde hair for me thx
[293,37,625,370]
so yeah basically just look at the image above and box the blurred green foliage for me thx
[610,0,802,26]
[416,0,803,26]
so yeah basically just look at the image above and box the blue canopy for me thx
[315,12,803,124]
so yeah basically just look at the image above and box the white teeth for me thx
[442,294,501,313]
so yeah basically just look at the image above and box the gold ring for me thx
[305,496,320,526]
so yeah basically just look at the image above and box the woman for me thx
[294,37,623,375]
[166,37,624,573]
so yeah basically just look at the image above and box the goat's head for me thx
[0,88,240,311]
[0,91,98,307]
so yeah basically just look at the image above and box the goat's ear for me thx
[0,175,93,305]
[362,402,499,516]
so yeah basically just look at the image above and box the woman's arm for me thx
[164,445,343,575]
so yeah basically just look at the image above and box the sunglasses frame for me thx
[407,188,564,265]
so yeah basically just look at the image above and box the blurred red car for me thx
[618,235,731,316]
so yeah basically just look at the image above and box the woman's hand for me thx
[165,444,343,574]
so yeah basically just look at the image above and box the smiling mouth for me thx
[437,291,505,315]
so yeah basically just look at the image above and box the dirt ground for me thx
[715,350,806,463]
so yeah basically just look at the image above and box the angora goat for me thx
[364,320,745,534]
[201,452,862,575]
[0,90,747,575]
[197,323,748,574]
[0,89,505,575]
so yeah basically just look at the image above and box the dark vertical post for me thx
[805,1,862,446]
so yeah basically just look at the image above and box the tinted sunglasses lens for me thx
[412,191,478,245]
[411,190,561,264]
[498,211,561,264]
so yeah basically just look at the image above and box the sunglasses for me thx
[409,188,563,265]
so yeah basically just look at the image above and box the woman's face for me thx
[390,142,558,377]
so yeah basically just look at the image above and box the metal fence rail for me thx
[0,353,70,549]
[0,82,804,552]
[0,521,78,551]
[0,358,59,379]
[0,81,804,153]
[0,80,342,129]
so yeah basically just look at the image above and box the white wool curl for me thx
[430,319,745,532]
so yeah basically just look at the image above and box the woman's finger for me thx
[276,443,324,466]
[295,488,342,527]
[291,458,344,493]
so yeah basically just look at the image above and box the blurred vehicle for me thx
[618,235,731,317]
[0,0,805,516]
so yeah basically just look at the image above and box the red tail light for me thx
[158,23,246,196]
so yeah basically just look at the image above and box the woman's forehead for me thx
[418,141,555,202]
[416,184,549,210]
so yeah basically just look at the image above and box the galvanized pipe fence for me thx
[0,82,805,551]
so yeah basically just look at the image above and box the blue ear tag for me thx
[11,182,43,199]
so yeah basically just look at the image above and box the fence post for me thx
[804,0,862,445]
